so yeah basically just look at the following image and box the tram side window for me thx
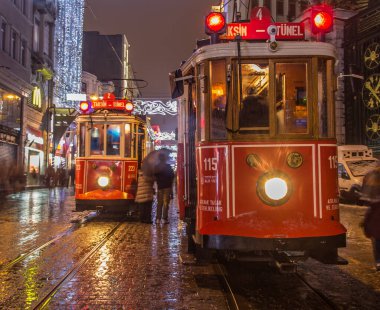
[90,124,104,155]
[132,124,137,158]
[106,124,121,156]
[210,59,227,140]
[239,63,269,132]
[275,63,308,134]
[125,123,132,158]
[137,125,145,168]
[79,123,85,157]
[318,59,333,137]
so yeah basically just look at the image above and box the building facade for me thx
[24,0,57,186]
[343,0,380,152]
[82,31,140,99]
[54,0,84,107]
[0,0,34,188]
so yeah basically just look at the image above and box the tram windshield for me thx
[106,124,121,155]
[78,120,144,158]
[239,63,269,133]
[275,63,308,134]
[204,57,333,140]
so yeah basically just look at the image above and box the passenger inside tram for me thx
[239,63,269,132]
[239,87,269,128]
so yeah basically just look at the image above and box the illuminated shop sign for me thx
[26,131,44,145]
[32,87,42,108]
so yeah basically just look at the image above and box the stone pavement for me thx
[48,200,227,309]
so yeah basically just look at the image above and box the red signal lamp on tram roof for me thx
[310,4,334,34]
[79,101,90,113]
[125,101,134,113]
[205,12,226,35]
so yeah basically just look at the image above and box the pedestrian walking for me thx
[361,165,380,271]
[135,169,155,223]
[154,153,174,224]
[45,165,55,188]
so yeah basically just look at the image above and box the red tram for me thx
[171,6,346,266]
[75,93,150,212]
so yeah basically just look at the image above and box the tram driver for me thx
[239,87,269,128]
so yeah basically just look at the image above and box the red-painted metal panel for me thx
[197,146,228,231]
[123,161,138,198]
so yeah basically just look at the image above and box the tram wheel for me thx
[195,244,214,265]
[186,221,196,254]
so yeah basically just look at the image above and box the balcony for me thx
[34,0,57,17]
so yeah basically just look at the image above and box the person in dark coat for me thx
[135,169,155,223]
[239,87,269,128]
[154,153,174,224]
[361,166,380,271]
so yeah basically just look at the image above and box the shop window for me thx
[0,89,21,130]
[106,124,120,155]
[210,59,227,140]
[90,124,104,155]
[239,63,269,133]
[275,63,308,134]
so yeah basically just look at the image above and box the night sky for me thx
[84,0,219,98]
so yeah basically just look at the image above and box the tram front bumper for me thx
[75,189,135,212]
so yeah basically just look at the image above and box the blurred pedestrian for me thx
[46,164,54,188]
[135,169,154,223]
[361,166,380,271]
[68,165,75,188]
[154,153,174,224]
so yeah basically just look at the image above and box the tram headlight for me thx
[98,176,110,188]
[265,178,288,200]
[257,171,292,206]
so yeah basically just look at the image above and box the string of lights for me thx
[133,99,177,116]
[54,0,85,107]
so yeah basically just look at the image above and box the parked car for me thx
[338,145,379,203]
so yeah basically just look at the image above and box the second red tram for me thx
[172,7,347,265]
[75,95,151,212]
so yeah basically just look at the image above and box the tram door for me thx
[137,125,145,169]
[185,80,197,250]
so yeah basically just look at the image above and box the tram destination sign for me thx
[91,99,129,110]
[220,6,305,40]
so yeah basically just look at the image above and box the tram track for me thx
[295,272,339,310]
[32,221,123,310]
[216,260,340,310]
[0,211,97,272]
[215,263,242,310]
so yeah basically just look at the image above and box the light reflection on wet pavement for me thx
[0,189,226,309]
[1,189,380,309]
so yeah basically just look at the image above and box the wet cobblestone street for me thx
[0,189,226,309]
[0,188,380,309]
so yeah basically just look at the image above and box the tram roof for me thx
[181,41,336,72]
[76,113,145,123]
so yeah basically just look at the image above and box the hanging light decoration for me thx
[54,0,85,107]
